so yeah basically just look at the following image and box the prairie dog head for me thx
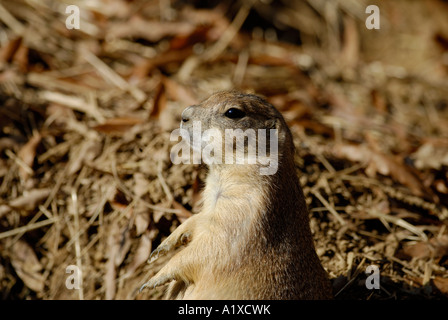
[174,91,294,175]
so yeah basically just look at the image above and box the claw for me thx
[148,245,167,263]
[147,232,192,263]
[140,274,174,292]
[148,249,158,263]
[139,282,149,293]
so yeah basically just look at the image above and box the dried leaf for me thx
[333,143,371,163]
[434,180,448,194]
[0,137,18,152]
[67,140,100,175]
[124,230,152,277]
[92,117,144,134]
[45,104,76,126]
[433,277,448,295]
[8,188,51,212]
[401,236,448,259]
[10,240,45,292]
[0,205,11,219]
[334,143,427,197]
[412,141,448,170]
[109,16,195,42]
[134,211,150,236]
[149,81,166,119]
[133,173,150,235]
[248,54,295,67]
[133,173,147,198]
[130,48,193,80]
[114,226,132,267]
[179,7,229,41]
[368,152,426,197]
[341,16,359,68]
[402,242,431,259]
[17,133,41,180]
[172,200,192,223]
[105,223,119,300]
[291,119,334,137]
[169,25,210,50]
[163,77,198,106]
[13,43,29,72]
[0,36,22,62]
[371,89,387,113]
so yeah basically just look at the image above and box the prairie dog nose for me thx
[181,106,195,123]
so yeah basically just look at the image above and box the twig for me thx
[27,73,93,95]
[39,90,105,123]
[10,200,50,246]
[157,161,173,202]
[82,48,146,103]
[0,217,58,240]
[70,188,84,300]
[202,2,253,61]
[111,159,181,215]
[0,2,25,35]
[233,49,249,86]
[334,257,367,297]
[368,210,428,241]
[311,188,346,225]
[178,1,253,80]
[423,261,432,286]
[5,149,33,176]
[315,153,336,174]
[66,184,115,248]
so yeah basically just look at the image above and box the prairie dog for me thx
[141,91,332,299]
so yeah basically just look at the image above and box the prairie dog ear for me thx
[266,117,290,146]
[265,118,277,129]
[264,118,287,146]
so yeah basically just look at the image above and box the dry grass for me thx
[0,0,448,300]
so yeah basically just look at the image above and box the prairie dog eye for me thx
[224,108,246,119]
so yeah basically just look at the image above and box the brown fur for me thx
[141,91,332,299]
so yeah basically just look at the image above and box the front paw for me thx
[139,273,175,292]
[149,232,192,263]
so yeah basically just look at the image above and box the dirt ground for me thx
[1,0,448,300]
